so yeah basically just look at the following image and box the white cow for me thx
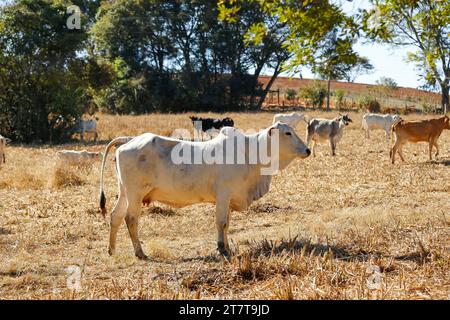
[306,114,352,156]
[56,150,102,167]
[0,135,12,165]
[99,122,311,259]
[362,113,401,139]
[272,112,305,128]
[77,119,98,143]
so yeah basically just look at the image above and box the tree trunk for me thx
[441,82,449,114]
[256,62,282,110]
[326,78,331,112]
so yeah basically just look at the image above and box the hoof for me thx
[108,247,114,256]
[217,248,231,261]
[135,251,148,260]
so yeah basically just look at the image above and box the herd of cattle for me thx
[1,112,449,259]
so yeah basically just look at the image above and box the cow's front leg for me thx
[428,141,433,160]
[311,141,316,157]
[215,193,231,258]
[433,141,440,158]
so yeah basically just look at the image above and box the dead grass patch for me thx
[0,111,449,299]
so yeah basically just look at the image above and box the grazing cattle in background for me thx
[306,114,352,156]
[362,113,401,139]
[99,122,311,259]
[189,116,234,138]
[390,116,450,164]
[56,150,102,167]
[272,112,305,128]
[0,135,12,165]
[77,119,98,143]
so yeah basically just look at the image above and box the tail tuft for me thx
[100,191,107,217]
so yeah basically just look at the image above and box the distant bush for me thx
[358,95,381,113]
[299,83,327,109]
[376,77,398,90]
[285,88,298,101]
[421,102,435,114]
[334,89,345,110]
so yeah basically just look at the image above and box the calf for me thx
[189,116,234,138]
[306,114,352,156]
[362,113,401,139]
[272,112,304,128]
[56,150,102,167]
[390,116,450,164]
[0,135,12,165]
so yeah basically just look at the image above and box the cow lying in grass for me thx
[56,150,102,167]
[99,122,310,259]
[390,115,450,164]
[272,112,304,128]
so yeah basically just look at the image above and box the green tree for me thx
[363,0,450,114]
[0,0,88,142]
[376,76,398,90]
[344,56,374,83]
[311,28,365,111]
[219,0,361,109]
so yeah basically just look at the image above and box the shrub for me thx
[285,88,298,101]
[421,102,435,114]
[299,83,327,109]
[358,95,381,113]
[334,89,345,110]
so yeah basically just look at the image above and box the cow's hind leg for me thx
[125,195,147,260]
[109,188,127,256]
[215,192,231,258]
[398,144,406,162]
[330,138,336,156]
[390,142,398,164]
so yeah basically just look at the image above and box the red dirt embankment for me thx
[258,76,441,110]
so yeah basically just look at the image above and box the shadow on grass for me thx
[142,205,177,217]
[242,236,377,262]
[428,158,450,166]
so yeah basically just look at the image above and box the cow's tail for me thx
[390,119,402,140]
[99,136,134,217]
[303,115,310,124]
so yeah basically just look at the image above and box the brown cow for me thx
[390,115,450,164]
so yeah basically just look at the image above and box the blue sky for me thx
[288,0,423,89]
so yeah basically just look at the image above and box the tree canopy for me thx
[362,0,450,113]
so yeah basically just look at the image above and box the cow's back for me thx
[393,119,443,142]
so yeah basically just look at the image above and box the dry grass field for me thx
[0,111,449,300]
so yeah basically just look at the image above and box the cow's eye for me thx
[285,132,292,136]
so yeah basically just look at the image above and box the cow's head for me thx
[339,113,352,126]
[222,117,234,127]
[444,115,450,130]
[269,122,311,159]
